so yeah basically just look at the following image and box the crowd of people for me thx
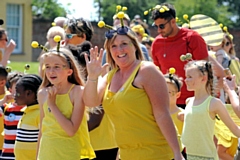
[0,2,239,160]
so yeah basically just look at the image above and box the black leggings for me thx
[82,148,119,160]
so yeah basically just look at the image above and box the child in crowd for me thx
[0,66,9,155]
[13,74,42,160]
[0,72,24,159]
[180,60,240,160]
[37,47,95,160]
[164,68,186,158]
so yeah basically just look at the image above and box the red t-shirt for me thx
[152,28,208,105]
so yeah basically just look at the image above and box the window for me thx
[6,4,23,54]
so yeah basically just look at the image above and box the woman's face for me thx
[65,28,85,45]
[109,35,137,67]
[0,33,8,48]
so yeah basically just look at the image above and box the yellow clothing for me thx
[170,107,184,151]
[102,62,174,160]
[14,104,40,160]
[38,84,95,160]
[0,93,6,150]
[90,114,117,150]
[182,96,218,159]
[171,107,184,135]
[215,104,240,157]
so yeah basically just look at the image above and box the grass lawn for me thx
[6,61,39,75]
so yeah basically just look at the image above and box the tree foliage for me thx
[94,0,235,28]
[32,0,70,20]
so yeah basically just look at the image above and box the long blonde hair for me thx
[40,47,84,89]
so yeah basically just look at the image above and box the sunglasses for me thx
[225,41,230,46]
[66,34,77,39]
[153,19,172,30]
[0,38,8,42]
[105,26,129,39]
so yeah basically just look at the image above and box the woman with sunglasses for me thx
[83,25,184,160]
[0,27,16,67]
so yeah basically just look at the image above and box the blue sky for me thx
[58,0,98,21]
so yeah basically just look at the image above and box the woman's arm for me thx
[83,47,108,107]
[48,85,85,136]
[211,98,240,137]
[138,62,183,159]
[223,75,240,118]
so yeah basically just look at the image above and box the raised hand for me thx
[84,46,104,80]
[47,86,57,110]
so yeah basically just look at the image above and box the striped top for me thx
[0,103,24,160]
[14,104,40,160]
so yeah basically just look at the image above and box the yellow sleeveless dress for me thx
[89,114,117,150]
[102,62,174,160]
[38,84,95,160]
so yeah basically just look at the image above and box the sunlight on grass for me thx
[6,61,39,75]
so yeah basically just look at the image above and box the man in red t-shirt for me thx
[151,3,224,108]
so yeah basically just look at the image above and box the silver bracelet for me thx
[88,78,98,82]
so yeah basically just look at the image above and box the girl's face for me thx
[167,83,180,105]
[223,38,232,53]
[0,33,8,48]
[14,83,28,105]
[185,67,203,91]
[109,35,136,67]
[44,54,73,85]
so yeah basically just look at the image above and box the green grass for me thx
[6,61,39,75]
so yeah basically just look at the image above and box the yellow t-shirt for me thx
[102,62,174,160]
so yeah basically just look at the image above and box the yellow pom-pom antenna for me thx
[117,11,125,19]
[162,6,169,11]
[54,35,61,43]
[159,8,165,13]
[31,41,39,48]
[52,22,56,26]
[183,14,188,20]
[24,64,30,70]
[219,23,223,28]
[97,21,113,30]
[5,66,11,73]
[31,41,48,52]
[176,17,179,22]
[122,7,127,11]
[155,5,161,9]
[53,35,61,52]
[144,11,149,15]
[169,67,176,74]
[223,26,228,32]
[116,5,121,11]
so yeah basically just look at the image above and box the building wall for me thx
[0,0,32,62]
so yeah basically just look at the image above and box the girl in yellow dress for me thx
[37,47,95,160]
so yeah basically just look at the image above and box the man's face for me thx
[154,18,174,37]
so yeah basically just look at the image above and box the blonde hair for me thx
[224,33,236,57]
[164,74,183,92]
[40,47,84,89]
[46,26,65,40]
[104,28,144,69]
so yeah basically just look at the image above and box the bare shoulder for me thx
[38,88,48,104]
[38,88,48,98]
[209,97,224,111]
[139,61,161,74]
[71,85,84,95]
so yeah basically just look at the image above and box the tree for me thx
[32,0,71,20]
[217,0,240,27]
[94,0,233,28]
